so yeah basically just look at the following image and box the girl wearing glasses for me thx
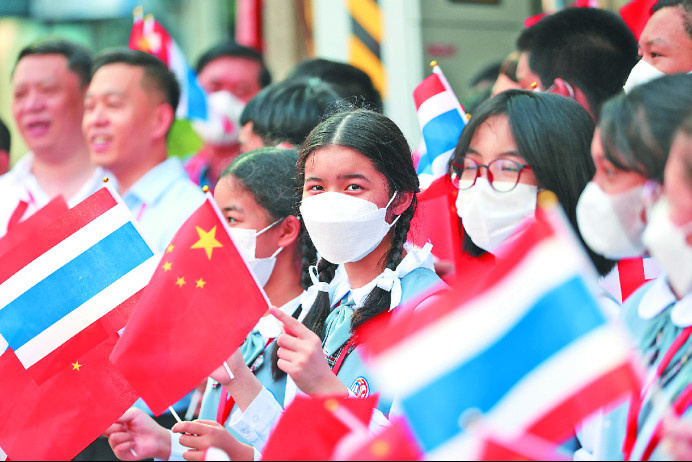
[450,89,615,278]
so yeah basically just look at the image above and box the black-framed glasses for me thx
[450,157,532,192]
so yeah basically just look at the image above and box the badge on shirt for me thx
[350,376,370,398]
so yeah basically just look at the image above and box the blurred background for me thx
[0,0,630,163]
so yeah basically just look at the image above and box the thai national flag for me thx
[0,186,157,381]
[0,186,157,460]
[413,63,467,189]
[129,8,208,121]
[362,199,643,459]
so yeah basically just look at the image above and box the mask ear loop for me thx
[385,191,403,228]
[255,217,283,237]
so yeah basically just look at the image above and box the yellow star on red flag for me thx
[176,277,186,287]
[190,226,223,260]
[163,261,172,272]
[196,278,206,288]
[72,361,82,371]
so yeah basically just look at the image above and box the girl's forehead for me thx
[304,145,378,172]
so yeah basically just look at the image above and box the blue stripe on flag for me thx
[401,276,606,452]
[185,68,208,120]
[417,109,465,176]
[0,222,153,350]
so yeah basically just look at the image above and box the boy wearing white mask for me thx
[185,42,271,190]
[623,0,692,92]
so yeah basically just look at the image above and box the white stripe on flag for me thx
[427,328,632,460]
[417,91,460,128]
[0,205,131,307]
[373,237,584,397]
[431,149,455,179]
[0,332,7,354]
[0,444,6,461]
[14,256,158,368]
[485,325,632,438]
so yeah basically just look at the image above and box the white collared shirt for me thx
[0,153,107,238]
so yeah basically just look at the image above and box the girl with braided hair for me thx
[156,108,445,460]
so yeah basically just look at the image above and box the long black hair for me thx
[452,90,616,276]
[298,108,419,336]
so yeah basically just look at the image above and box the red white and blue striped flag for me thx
[129,8,208,121]
[413,63,467,189]
[362,195,643,459]
[0,186,157,460]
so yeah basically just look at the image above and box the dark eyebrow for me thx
[338,173,370,182]
[465,148,523,158]
[222,205,244,213]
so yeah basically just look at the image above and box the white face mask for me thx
[455,178,537,254]
[576,181,648,259]
[228,219,283,287]
[192,91,245,146]
[643,198,692,297]
[623,59,666,94]
[300,191,400,264]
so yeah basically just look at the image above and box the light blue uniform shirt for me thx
[122,157,205,253]
[601,277,692,460]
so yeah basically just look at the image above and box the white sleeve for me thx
[227,386,284,451]
[158,429,188,461]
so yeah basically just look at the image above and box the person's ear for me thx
[276,215,302,248]
[150,103,175,141]
[390,191,414,218]
[551,78,596,120]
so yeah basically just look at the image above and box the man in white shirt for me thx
[83,49,204,254]
[0,39,105,238]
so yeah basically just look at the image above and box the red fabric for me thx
[345,418,423,461]
[261,395,377,461]
[408,175,473,281]
[618,257,651,302]
[620,0,657,40]
[0,335,138,460]
[0,196,68,258]
[110,197,269,415]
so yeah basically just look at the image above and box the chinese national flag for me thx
[261,395,378,461]
[110,196,269,415]
[345,418,423,461]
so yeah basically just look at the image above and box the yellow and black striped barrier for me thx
[347,0,386,98]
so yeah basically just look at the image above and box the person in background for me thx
[287,58,383,113]
[657,114,692,461]
[623,0,692,91]
[0,39,105,237]
[574,73,692,460]
[238,78,341,153]
[0,118,11,175]
[516,6,638,120]
[491,51,521,96]
[84,48,204,253]
[185,42,272,190]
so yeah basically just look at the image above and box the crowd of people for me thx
[1,0,692,460]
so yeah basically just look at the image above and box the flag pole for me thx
[169,406,183,424]
[223,361,235,381]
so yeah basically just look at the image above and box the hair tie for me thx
[309,265,329,293]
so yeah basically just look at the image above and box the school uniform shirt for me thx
[121,157,205,253]
[166,296,302,461]
[0,152,106,238]
[225,244,445,457]
[600,277,692,460]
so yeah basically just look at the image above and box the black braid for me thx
[299,222,317,290]
[351,197,416,331]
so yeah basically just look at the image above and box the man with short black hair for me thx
[84,48,204,252]
[635,0,692,75]
[516,7,639,120]
[0,39,105,237]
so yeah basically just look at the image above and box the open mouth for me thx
[25,120,51,138]
[89,134,113,153]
